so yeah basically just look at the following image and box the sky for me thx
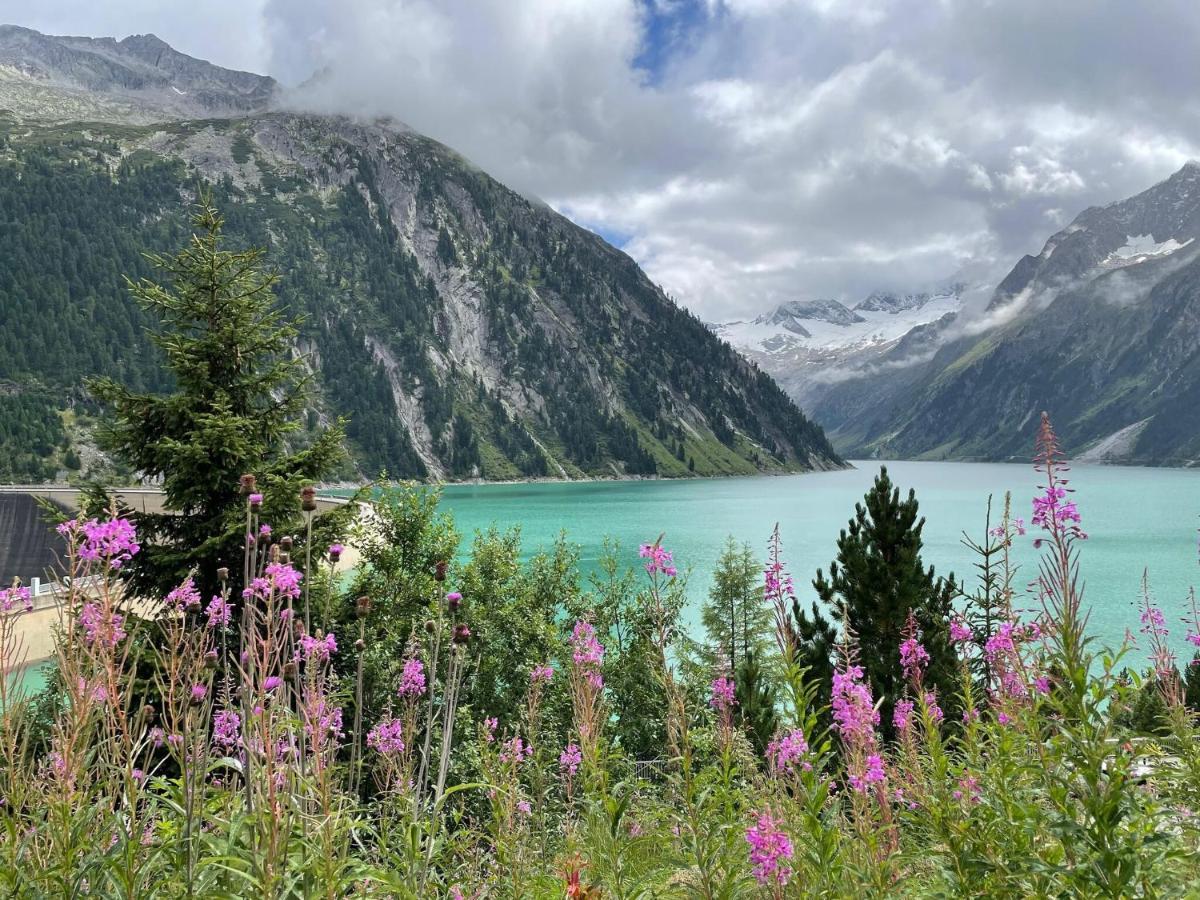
[5,0,1200,321]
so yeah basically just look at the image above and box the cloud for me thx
[4,0,1200,324]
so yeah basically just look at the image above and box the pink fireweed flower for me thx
[485,717,498,742]
[898,608,929,684]
[766,728,811,775]
[213,709,241,749]
[1034,675,1051,694]
[984,622,1019,664]
[397,657,427,697]
[831,664,878,744]
[367,717,406,755]
[298,632,337,663]
[638,542,677,577]
[59,517,141,570]
[305,699,344,740]
[848,753,887,794]
[499,735,534,765]
[165,578,202,611]
[0,584,32,613]
[243,562,303,602]
[893,698,915,734]
[1140,606,1168,638]
[530,664,554,684]
[79,601,126,647]
[899,636,930,683]
[205,596,231,628]
[709,676,737,715]
[559,743,582,777]
[570,620,604,689]
[955,774,981,804]
[745,811,794,887]
[949,617,972,644]
[923,691,944,724]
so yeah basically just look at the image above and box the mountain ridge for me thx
[0,26,843,483]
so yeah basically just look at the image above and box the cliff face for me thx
[0,27,841,482]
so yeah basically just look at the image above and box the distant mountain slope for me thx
[712,287,963,409]
[0,27,842,482]
[810,163,1200,465]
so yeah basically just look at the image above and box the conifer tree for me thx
[802,466,958,739]
[90,196,349,600]
[734,649,779,755]
[700,537,774,674]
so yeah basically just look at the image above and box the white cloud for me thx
[4,0,1200,323]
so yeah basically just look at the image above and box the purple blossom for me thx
[530,664,554,684]
[831,664,878,744]
[0,584,32,614]
[191,684,208,702]
[305,698,344,740]
[367,717,406,755]
[949,617,972,644]
[1140,606,1168,637]
[248,493,263,506]
[79,601,126,647]
[397,657,427,698]
[559,743,582,777]
[1032,485,1086,540]
[499,735,533,765]
[638,543,677,577]
[899,636,930,683]
[745,811,793,887]
[205,596,231,629]
[59,517,141,570]
[893,699,915,734]
[213,709,241,749]
[848,753,887,794]
[263,676,282,693]
[298,632,337,664]
[243,562,303,603]
[766,728,811,775]
[923,691,944,724]
[165,578,202,611]
[709,676,737,715]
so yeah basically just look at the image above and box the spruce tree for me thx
[90,196,349,600]
[803,466,958,739]
[735,649,779,755]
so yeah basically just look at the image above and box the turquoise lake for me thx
[433,460,1200,670]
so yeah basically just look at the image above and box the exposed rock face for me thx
[807,163,1200,465]
[0,26,842,482]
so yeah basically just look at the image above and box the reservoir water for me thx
[435,460,1200,669]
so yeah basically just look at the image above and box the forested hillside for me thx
[0,114,840,481]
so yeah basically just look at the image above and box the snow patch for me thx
[1103,234,1194,269]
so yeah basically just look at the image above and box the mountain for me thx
[0,27,841,483]
[810,163,1200,465]
[712,287,963,409]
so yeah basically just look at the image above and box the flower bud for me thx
[216,567,229,582]
[280,536,293,552]
[424,619,436,634]
[329,543,344,563]
[300,486,317,512]
[354,638,365,651]
[249,492,263,509]
[452,623,472,645]
[283,661,297,678]
[446,591,462,613]
[239,474,257,495]
[355,595,372,618]
[434,560,447,582]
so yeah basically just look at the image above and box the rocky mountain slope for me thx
[0,26,841,482]
[712,287,963,409]
[809,163,1200,465]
